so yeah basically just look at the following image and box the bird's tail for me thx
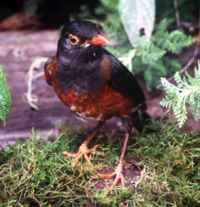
[131,104,150,132]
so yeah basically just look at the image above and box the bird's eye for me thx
[69,34,80,45]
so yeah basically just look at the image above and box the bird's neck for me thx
[55,46,105,93]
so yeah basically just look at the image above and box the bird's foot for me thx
[98,162,125,191]
[63,143,98,166]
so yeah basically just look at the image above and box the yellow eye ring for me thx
[69,34,80,45]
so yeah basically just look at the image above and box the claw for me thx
[63,144,98,166]
[98,162,125,191]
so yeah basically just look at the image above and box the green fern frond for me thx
[161,62,200,127]
[0,66,12,123]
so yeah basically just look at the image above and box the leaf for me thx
[137,41,166,65]
[118,49,136,71]
[0,66,11,122]
[119,0,155,47]
[160,62,200,127]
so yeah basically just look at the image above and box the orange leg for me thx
[98,132,129,191]
[63,121,105,165]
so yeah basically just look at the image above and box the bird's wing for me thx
[102,50,146,108]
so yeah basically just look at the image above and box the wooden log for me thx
[0,31,88,148]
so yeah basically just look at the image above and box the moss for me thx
[0,121,199,206]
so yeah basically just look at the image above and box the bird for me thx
[44,20,149,190]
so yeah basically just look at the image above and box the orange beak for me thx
[89,34,110,46]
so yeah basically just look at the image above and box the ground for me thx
[0,122,199,206]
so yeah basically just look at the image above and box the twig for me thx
[25,57,48,110]
[159,1,200,89]
[174,0,181,28]
[157,45,199,90]
[168,47,199,82]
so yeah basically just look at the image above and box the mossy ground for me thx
[0,121,199,207]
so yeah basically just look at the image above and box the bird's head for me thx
[58,20,110,53]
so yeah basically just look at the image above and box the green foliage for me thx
[101,0,194,89]
[99,1,194,90]
[0,66,11,123]
[0,122,199,206]
[99,0,129,45]
[153,19,194,54]
[123,19,194,88]
[100,0,119,11]
[161,62,200,128]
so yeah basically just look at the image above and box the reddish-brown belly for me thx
[54,84,134,120]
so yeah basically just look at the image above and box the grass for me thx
[0,121,199,207]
